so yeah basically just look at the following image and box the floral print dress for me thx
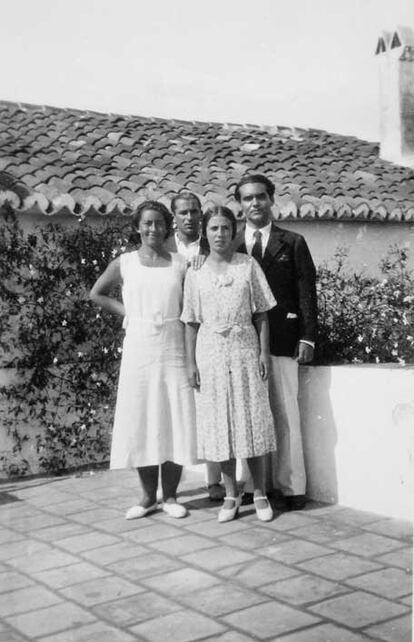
[181,253,277,461]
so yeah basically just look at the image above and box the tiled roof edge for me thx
[2,190,413,222]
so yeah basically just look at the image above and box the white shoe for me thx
[125,503,158,520]
[254,496,273,522]
[218,496,241,523]
[162,502,188,518]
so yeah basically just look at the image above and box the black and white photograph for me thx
[0,0,413,640]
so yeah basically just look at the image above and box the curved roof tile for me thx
[1,100,414,221]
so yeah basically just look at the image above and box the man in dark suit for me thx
[167,191,225,501]
[235,175,317,510]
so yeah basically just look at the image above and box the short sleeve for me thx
[249,257,277,313]
[181,268,201,323]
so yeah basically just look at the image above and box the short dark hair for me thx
[234,174,275,202]
[170,190,202,214]
[132,200,173,238]
[202,205,237,240]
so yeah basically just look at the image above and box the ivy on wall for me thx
[0,206,413,477]
[0,206,130,476]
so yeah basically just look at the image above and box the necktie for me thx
[251,229,263,263]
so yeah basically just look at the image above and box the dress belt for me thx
[123,315,181,331]
[202,322,251,336]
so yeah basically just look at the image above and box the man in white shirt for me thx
[235,175,317,511]
[167,191,225,501]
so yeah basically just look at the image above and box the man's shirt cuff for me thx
[300,339,315,349]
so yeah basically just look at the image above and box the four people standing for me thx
[90,173,317,521]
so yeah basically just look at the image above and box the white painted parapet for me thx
[1,364,413,521]
[300,364,414,520]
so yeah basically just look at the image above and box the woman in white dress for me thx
[90,201,197,520]
[182,206,277,523]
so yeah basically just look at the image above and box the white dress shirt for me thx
[175,234,201,261]
[245,221,272,258]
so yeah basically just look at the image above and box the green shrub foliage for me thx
[0,208,413,476]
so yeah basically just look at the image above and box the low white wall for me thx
[1,364,413,521]
[300,364,414,521]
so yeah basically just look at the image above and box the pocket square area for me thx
[286,312,298,319]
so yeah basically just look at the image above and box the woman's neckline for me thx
[204,252,237,275]
[136,249,173,268]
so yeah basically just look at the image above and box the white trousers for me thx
[239,356,306,496]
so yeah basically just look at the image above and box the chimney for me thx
[376,26,414,168]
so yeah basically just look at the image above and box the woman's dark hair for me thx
[131,200,173,239]
[202,205,237,240]
[234,174,275,202]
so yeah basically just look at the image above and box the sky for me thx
[1,0,414,141]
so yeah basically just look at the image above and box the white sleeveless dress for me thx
[110,251,197,469]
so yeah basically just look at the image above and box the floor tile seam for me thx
[144,537,217,555]
[284,524,392,541]
[0,615,33,642]
[2,571,158,636]
[362,610,414,630]
[257,525,409,554]
[128,582,273,627]
[218,612,325,641]
[22,519,132,555]
[100,536,222,569]
[254,580,355,607]
[0,553,127,600]
[254,521,368,542]
[88,583,253,637]
[0,586,66,619]
[306,592,411,624]
[359,523,413,540]
[253,546,340,568]
[76,540,161,567]
[0,559,133,619]
[271,624,373,641]
[288,544,412,570]
[103,558,187,583]
[339,577,414,602]
[4,611,101,642]
[254,585,363,620]
[328,540,411,557]
[294,606,402,637]
[3,532,126,568]
[292,558,390,582]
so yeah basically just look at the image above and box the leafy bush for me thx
[315,246,414,365]
[0,208,413,476]
[0,206,130,476]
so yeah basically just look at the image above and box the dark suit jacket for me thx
[165,233,209,257]
[239,224,317,357]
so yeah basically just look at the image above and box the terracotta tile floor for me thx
[0,469,411,641]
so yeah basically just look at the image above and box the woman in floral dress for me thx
[182,206,277,522]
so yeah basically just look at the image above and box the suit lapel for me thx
[261,225,285,271]
[237,224,286,272]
